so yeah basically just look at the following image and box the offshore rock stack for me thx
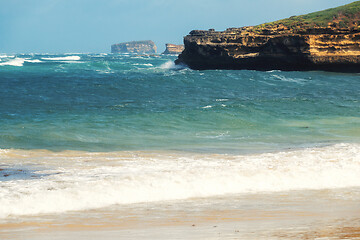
[111,40,157,54]
[162,44,184,55]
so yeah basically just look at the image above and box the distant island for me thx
[111,40,157,54]
[162,44,184,55]
[176,1,360,72]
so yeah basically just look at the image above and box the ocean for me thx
[0,53,359,239]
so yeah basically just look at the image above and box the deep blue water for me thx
[0,54,359,153]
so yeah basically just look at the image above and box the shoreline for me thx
[1,189,360,239]
[1,142,360,219]
[1,139,358,155]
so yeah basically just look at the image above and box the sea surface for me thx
[0,53,359,239]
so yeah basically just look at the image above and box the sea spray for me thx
[0,58,25,66]
[160,60,187,70]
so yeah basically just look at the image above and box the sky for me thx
[0,0,356,53]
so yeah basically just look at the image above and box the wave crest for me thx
[160,61,187,70]
[0,143,359,218]
[0,58,25,67]
[41,56,81,61]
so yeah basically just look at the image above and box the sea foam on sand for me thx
[0,143,359,218]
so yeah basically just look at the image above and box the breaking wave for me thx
[0,143,359,218]
[160,60,187,70]
[0,58,25,67]
[41,56,81,61]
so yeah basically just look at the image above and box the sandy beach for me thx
[1,188,360,240]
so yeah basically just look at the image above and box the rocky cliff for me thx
[162,44,184,55]
[111,40,157,54]
[176,1,360,72]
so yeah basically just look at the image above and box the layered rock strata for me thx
[176,1,360,72]
[111,40,157,54]
[175,27,360,72]
[162,44,185,55]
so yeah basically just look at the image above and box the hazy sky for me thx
[0,0,356,53]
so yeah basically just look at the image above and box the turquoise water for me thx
[0,54,359,153]
[1,53,360,222]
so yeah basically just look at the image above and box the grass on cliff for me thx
[256,1,360,29]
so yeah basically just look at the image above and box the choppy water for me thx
[0,53,359,220]
[1,53,359,152]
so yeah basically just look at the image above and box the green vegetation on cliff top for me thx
[256,1,360,29]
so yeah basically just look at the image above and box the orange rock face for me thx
[162,44,184,55]
[175,26,360,72]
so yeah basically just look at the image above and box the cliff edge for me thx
[176,1,360,72]
[111,40,157,54]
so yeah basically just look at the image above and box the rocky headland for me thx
[176,1,360,72]
[111,40,157,54]
[162,44,185,55]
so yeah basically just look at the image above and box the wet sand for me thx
[1,188,360,239]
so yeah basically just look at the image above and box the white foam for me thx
[272,74,307,84]
[0,58,25,67]
[160,61,186,70]
[0,54,15,58]
[24,59,42,63]
[0,143,359,218]
[92,53,108,57]
[41,56,81,61]
[133,63,153,67]
[202,105,213,109]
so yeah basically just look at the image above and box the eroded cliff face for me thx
[162,44,185,55]
[175,27,360,72]
[111,40,157,54]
